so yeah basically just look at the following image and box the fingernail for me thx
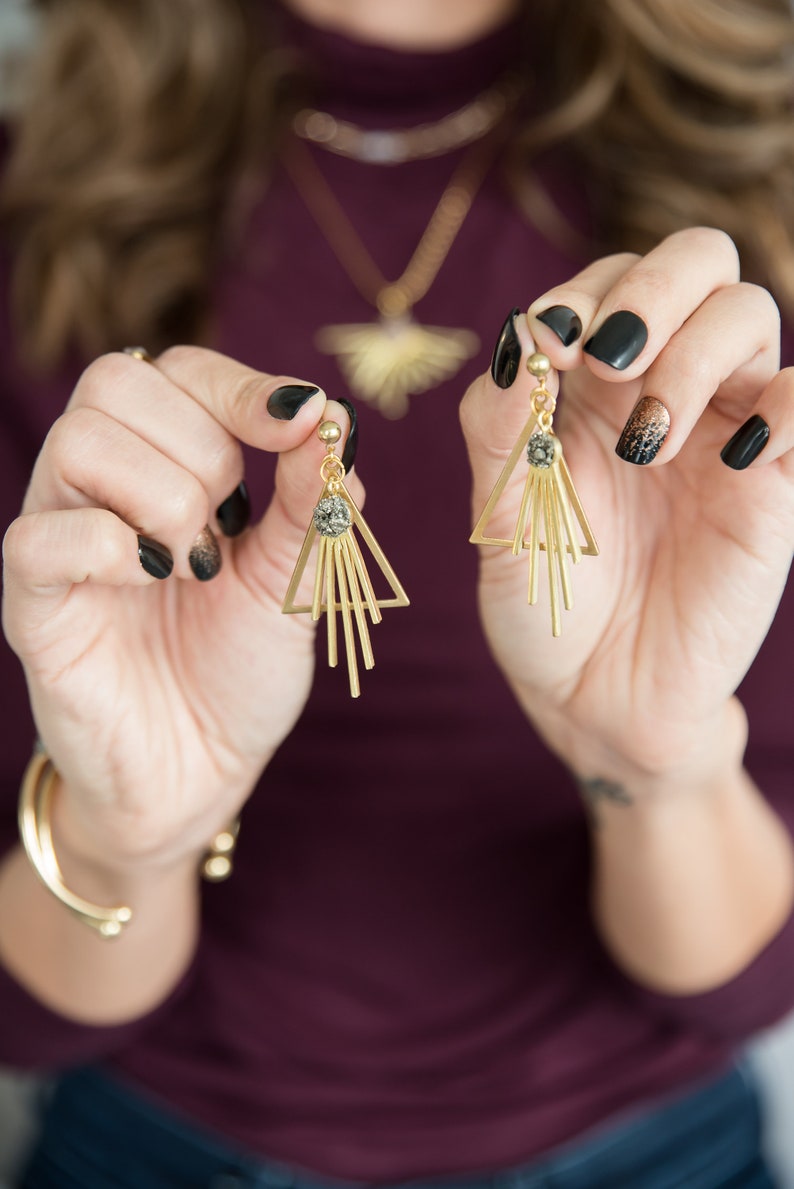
[138,535,173,579]
[267,384,320,421]
[616,396,670,465]
[720,414,770,471]
[536,305,582,347]
[584,310,648,370]
[216,482,251,537]
[338,398,358,473]
[490,308,522,389]
[189,526,222,581]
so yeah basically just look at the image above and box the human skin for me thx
[0,2,792,1023]
[283,0,522,49]
[463,229,794,990]
[1,361,360,1021]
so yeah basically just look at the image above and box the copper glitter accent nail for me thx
[189,525,222,581]
[615,397,670,465]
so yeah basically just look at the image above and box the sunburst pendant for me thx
[316,315,479,419]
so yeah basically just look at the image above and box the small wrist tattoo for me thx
[576,776,633,823]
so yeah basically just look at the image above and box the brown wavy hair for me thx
[2,0,794,368]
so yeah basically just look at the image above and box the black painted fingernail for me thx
[720,415,770,470]
[616,396,670,465]
[189,525,222,581]
[338,398,358,473]
[490,308,522,389]
[216,482,250,537]
[584,310,648,370]
[267,384,320,421]
[138,535,173,579]
[536,305,582,347]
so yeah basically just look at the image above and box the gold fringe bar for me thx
[333,539,360,698]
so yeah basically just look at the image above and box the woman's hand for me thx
[2,347,354,871]
[462,229,794,784]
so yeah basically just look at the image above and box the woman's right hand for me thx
[2,346,350,872]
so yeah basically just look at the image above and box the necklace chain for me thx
[292,75,520,165]
[283,129,503,318]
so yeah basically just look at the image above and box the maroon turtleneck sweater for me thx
[1,9,793,1182]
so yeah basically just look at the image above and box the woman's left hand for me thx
[461,228,794,783]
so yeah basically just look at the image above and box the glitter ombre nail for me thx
[615,397,670,465]
[189,525,222,581]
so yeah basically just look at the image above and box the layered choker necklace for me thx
[283,76,520,418]
[292,75,520,165]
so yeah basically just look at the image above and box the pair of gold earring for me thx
[282,352,598,697]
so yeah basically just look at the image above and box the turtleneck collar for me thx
[268,0,529,126]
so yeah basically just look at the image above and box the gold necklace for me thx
[292,76,520,164]
[283,132,504,418]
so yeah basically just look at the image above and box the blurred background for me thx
[0,2,792,1186]
[0,0,36,116]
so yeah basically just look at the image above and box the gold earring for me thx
[470,353,598,636]
[282,420,409,696]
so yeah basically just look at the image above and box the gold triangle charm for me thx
[316,316,479,419]
[283,422,409,697]
[470,354,598,637]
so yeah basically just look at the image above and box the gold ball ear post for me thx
[527,352,551,379]
[318,420,342,445]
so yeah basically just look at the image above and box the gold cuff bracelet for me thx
[18,749,241,940]
[18,750,133,939]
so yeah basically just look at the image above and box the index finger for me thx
[153,345,328,451]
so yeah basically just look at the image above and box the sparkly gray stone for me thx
[312,495,352,538]
[526,431,557,469]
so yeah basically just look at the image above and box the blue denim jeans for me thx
[20,1062,776,1189]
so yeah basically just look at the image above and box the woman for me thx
[0,0,792,1185]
